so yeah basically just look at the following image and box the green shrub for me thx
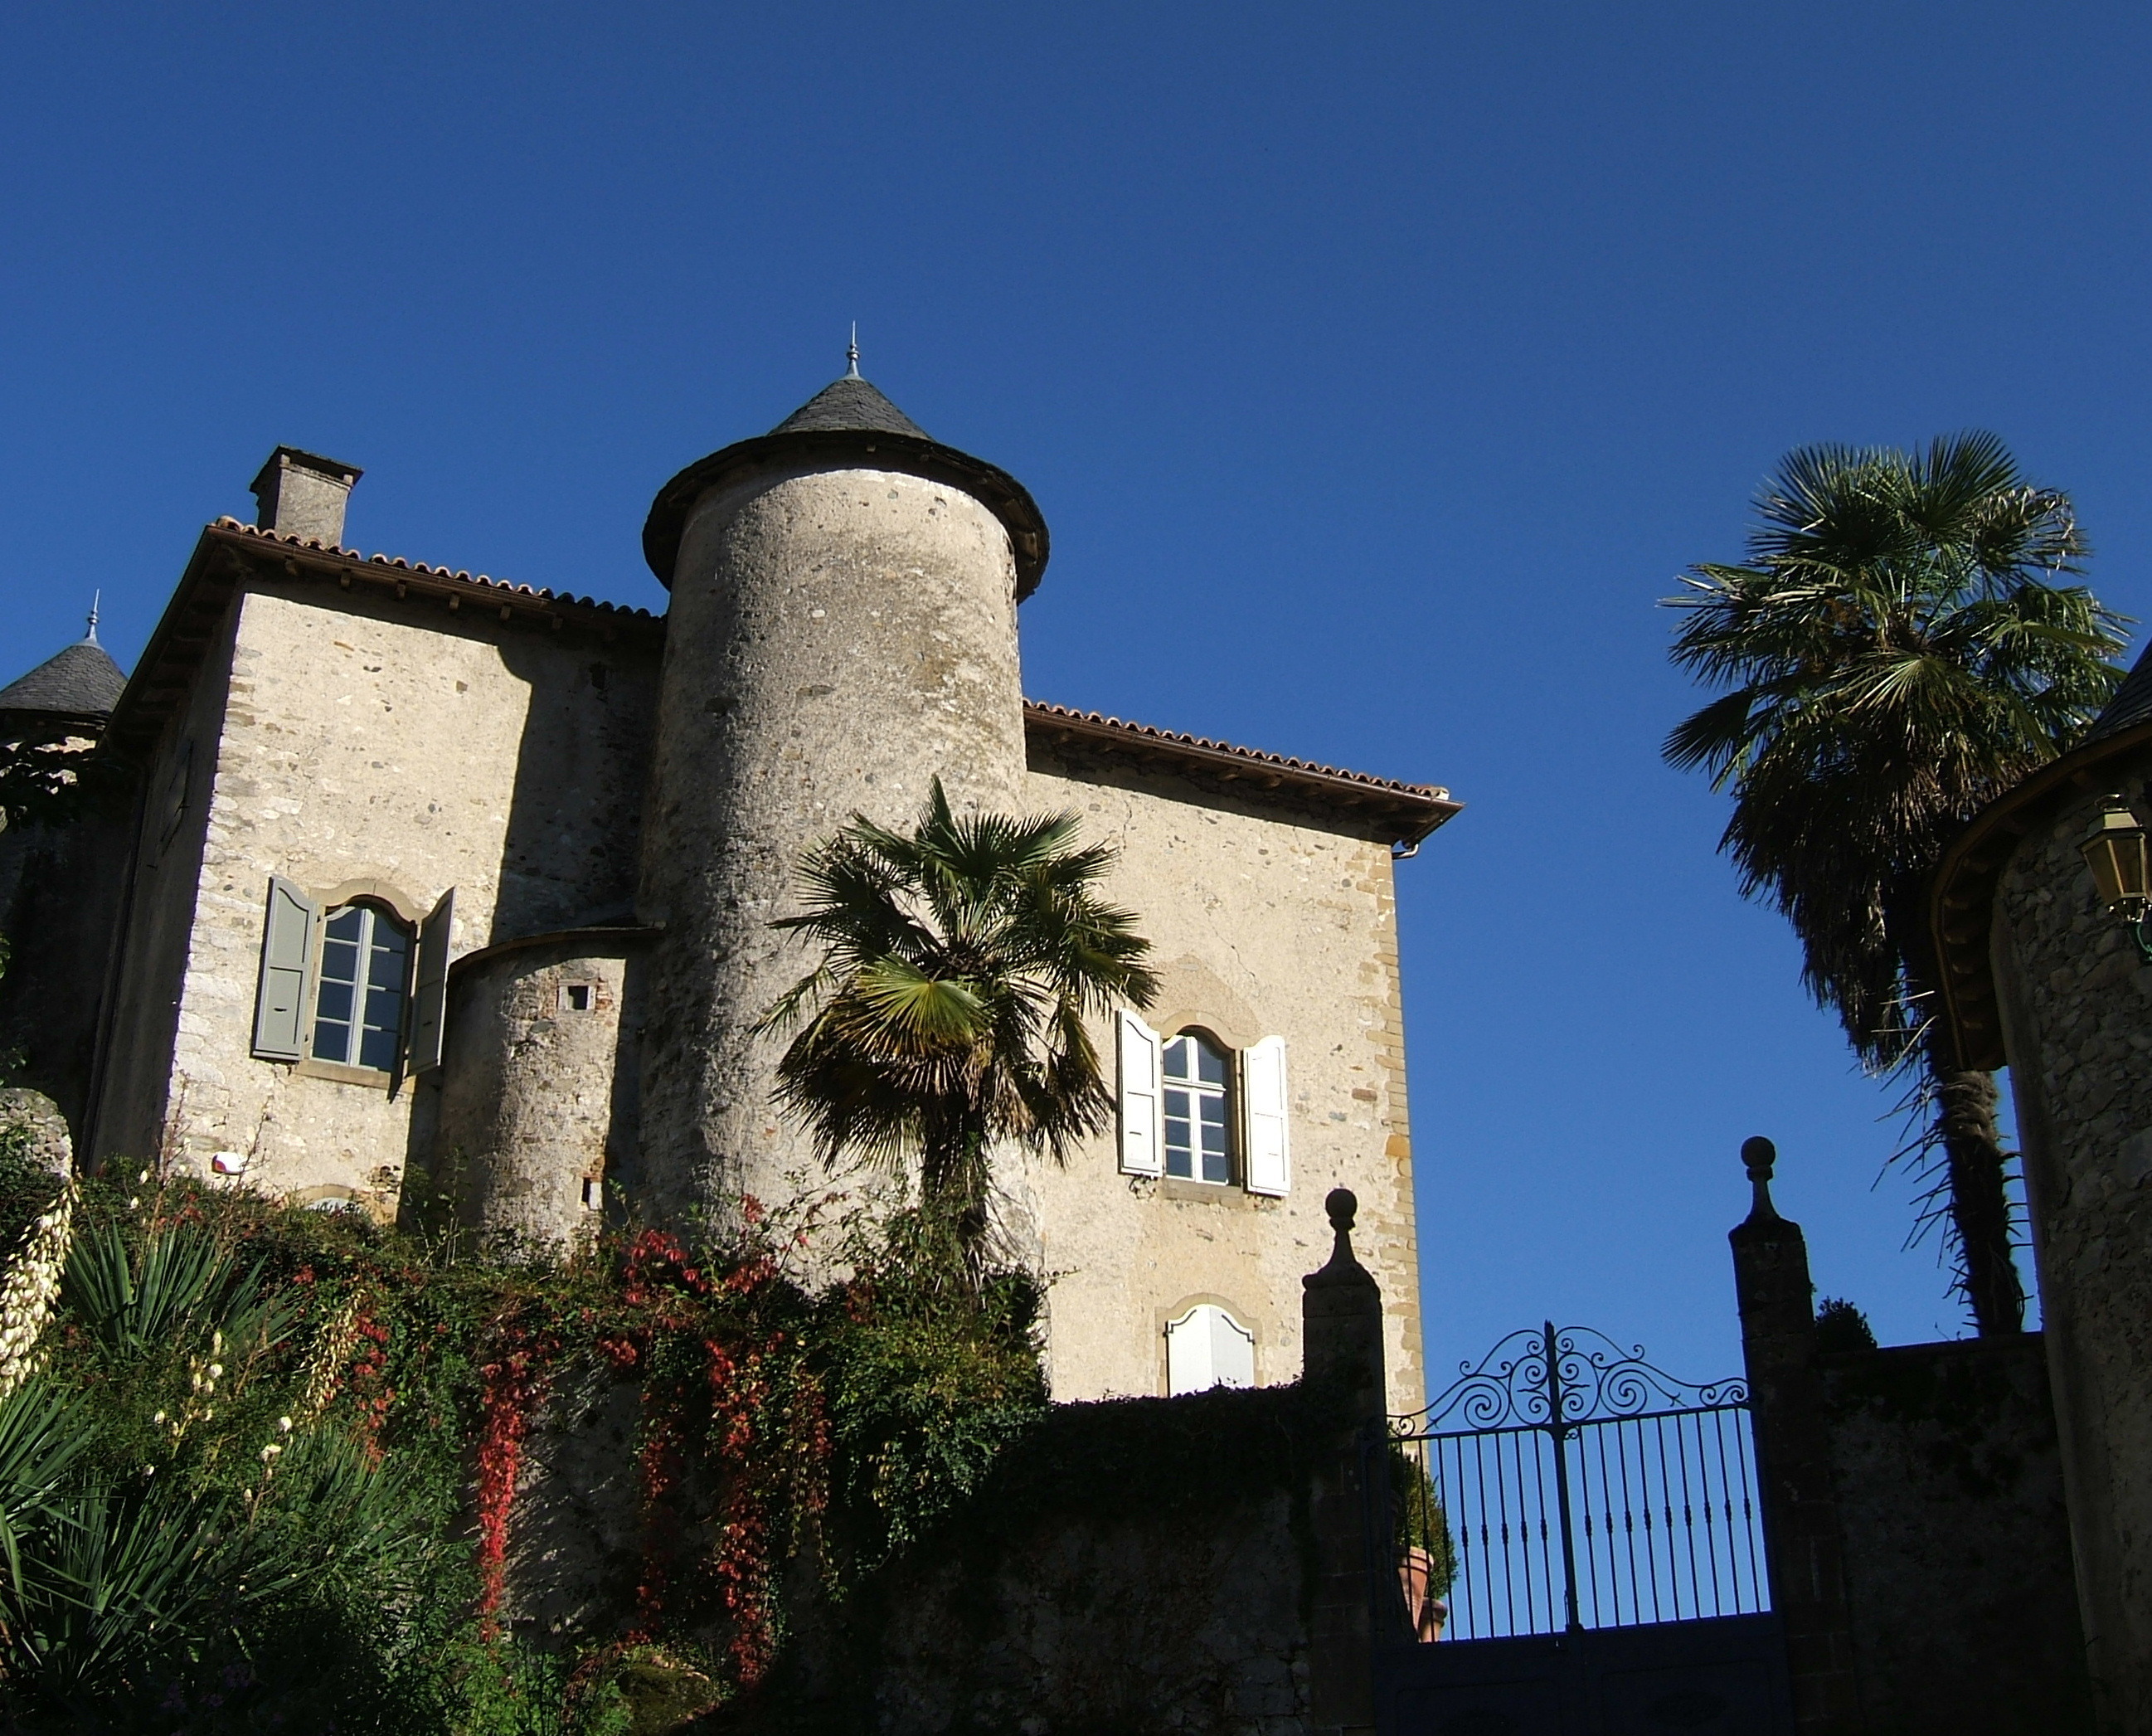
[0,1170,1050,1732]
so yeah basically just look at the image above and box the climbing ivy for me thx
[0,1145,1047,1734]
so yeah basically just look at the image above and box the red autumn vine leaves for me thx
[470,1221,830,1681]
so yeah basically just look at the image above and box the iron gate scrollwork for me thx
[1376,1321,1769,1643]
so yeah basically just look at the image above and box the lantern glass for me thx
[2081,798,2151,914]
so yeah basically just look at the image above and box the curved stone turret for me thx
[629,366,1048,1224]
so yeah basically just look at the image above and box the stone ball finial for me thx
[1741,1136,1776,1183]
[1325,1188,1358,1235]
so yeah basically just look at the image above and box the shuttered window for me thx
[1241,1034,1290,1197]
[1163,1031,1232,1184]
[1165,1303,1256,1394]
[405,890,455,1076]
[1116,1010,1164,1176]
[251,878,320,1061]
[313,903,411,1072]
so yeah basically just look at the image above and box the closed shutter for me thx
[1117,1009,1163,1177]
[1166,1303,1256,1395]
[252,877,320,1061]
[406,888,455,1076]
[1242,1034,1290,1196]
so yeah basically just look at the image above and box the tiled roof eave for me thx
[1023,702,1460,848]
[102,521,663,759]
[96,522,1461,850]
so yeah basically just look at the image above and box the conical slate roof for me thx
[0,637,126,723]
[644,365,1050,600]
[769,374,930,439]
[2084,641,2152,746]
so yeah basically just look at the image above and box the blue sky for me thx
[5,2,2148,1388]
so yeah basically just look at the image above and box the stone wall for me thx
[94,579,658,1206]
[1820,1335,2090,1734]
[1990,747,2152,1731]
[425,931,652,1246]
[1733,1166,2092,1735]
[630,464,1029,1231]
[743,1383,1335,1736]
[1019,744,1425,1412]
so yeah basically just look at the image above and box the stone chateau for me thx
[0,366,1456,1407]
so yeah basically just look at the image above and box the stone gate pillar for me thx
[1304,1186,1387,1736]
[1730,1136,1862,1736]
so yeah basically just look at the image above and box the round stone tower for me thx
[629,362,1049,1226]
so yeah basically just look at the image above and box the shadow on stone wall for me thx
[1732,1138,2092,1735]
[1819,1336,2088,1734]
[732,1381,1336,1736]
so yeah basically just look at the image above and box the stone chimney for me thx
[249,447,362,547]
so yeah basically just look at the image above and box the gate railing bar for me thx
[1374,1324,1770,1643]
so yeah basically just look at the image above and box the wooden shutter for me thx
[1242,1034,1290,1196]
[1117,1009,1163,1177]
[251,877,320,1061]
[406,888,455,1076]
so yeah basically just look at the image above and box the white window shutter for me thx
[252,876,320,1061]
[1242,1034,1290,1196]
[1167,1303,1256,1395]
[406,888,455,1076]
[1117,1009,1163,1177]
[1165,1306,1212,1395]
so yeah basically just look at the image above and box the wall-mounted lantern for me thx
[2080,794,2152,963]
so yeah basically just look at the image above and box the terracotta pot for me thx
[1398,1546,1448,1641]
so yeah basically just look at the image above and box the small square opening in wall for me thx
[563,982,594,1013]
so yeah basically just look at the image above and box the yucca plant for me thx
[1664,432,2129,1333]
[761,778,1159,1276]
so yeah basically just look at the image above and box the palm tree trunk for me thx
[1896,894,2026,1338]
[1926,1051,2025,1335]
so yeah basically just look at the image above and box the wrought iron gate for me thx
[1368,1323,1793,1735]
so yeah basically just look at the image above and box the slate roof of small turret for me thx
[0,637,127,722]
[644,367,1052,598]
[2082,640,2152,746]
[769,374,930,439]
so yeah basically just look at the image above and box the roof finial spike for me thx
[845,322,860,379]
[84,590,100,646]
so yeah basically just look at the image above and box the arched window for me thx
[1166,1302,1256,1395]
[1163,1029,1232,1184]
[313,902,410,1072]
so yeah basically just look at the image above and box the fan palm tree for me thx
[760,779,1159,1276]
[1665,432,2128,1335]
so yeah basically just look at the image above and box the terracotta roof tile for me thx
[1023,701,1450,803]
[209,518,658,619]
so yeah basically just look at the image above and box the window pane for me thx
[314,1018,352,1064]
[315,979,353,1024]
[1194,1039,1228,1087]
[319,938,359,985]
[1163,1036,1190,1082]
[357,1024,401,1072]
[367,925,409,990]
[364,985,403,1031]
[325,907,363,942]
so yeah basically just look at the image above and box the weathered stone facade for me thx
[1019,746,1425,1408]
[2,376,1457,1409]
[635,462,1030,1228]
[1931,691,2152,1734]
[1988,758,2152,1734]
